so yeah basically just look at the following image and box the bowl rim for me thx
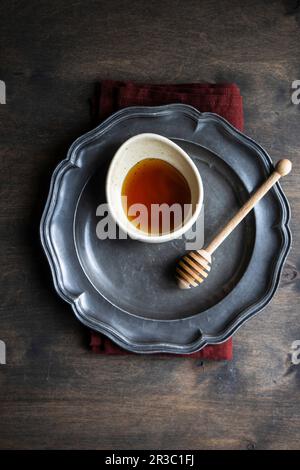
[105,132,204,243]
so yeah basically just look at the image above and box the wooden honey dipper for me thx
[176,159,292,289]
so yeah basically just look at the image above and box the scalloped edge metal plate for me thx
[40,104,291,354]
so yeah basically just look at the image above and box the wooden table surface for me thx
[0,0,299,450]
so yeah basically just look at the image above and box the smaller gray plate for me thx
[40,104,291,354]
[75,141,253,320]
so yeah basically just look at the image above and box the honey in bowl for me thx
[121,158,191,235]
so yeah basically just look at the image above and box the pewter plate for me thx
[40,104,291,354]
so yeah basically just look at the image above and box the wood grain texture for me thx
[0,0,299,450]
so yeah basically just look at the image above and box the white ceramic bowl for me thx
[106,133,203,243]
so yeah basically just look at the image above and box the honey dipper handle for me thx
[205,159,292,255]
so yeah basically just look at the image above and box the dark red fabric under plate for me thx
[90,80,244,359]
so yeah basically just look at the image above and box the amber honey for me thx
[121,158,191,234]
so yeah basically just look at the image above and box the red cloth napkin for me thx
[90,80,244,359]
